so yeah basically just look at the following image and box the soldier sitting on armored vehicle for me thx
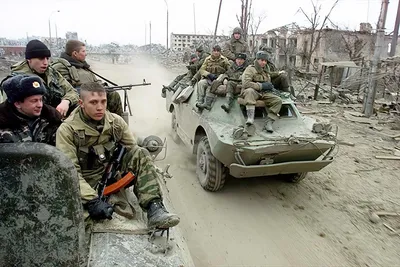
[0,75,62,144]
[258,44,290,93]
[161,53,198,98]
[222,27,250,62]
[51,40,123,116]
[196,45,230,111]
[56,82,180,229]
[217,53,248,113]
[241,51,282,133]
[0,40,79,117]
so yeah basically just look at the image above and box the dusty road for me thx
[92,56,400,267]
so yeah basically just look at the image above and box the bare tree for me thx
[236,0,253,39]
[298,0,339,72]
[341,32,367,63]
[248,12,267,54]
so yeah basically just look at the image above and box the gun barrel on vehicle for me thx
[105,83,151,91]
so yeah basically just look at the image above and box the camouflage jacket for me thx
[56,108,137,202]
[0,101,62,145]
[188,51,210,73]
[6,61,79,108]
[51,52,99,88]
[220,61,248,83]
[222,36,250,61]
[242,60,271,91]
[199,55,230,78]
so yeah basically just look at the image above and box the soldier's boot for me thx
[195,95,205,109]
[147,199,180,229]
[161,86,167,98]
[263,117,275,133]
[199,94,215,110]
[245,105,255,125]
[221,93,234,113]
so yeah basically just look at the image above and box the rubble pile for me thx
[138,44,186,72]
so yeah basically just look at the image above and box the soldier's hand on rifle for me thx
[190,79,196,86]
[56,100,70,117]
[84,197,114,220]
[278,70,286,75]
[261,82,274,92]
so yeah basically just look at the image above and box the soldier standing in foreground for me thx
[56,82,180,229]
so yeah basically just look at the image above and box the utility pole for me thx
[212,0,223,47]
[164,0,169,50]
[389,0,400,56]
[193,2,197,35]
[55,23,58,49]
[363,0,390,117]
[149,21,152,54]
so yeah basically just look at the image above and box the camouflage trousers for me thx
[120,145,162,210]
[241,88,282,115]
[168,73,186,90]
[107,91,123,116]
[271,74,289,92]
[197,79,209,99]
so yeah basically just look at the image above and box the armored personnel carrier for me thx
[165,82,337,191]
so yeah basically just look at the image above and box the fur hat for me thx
[3,75,47,103]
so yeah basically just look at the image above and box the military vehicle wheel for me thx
[196,136,226,191]
[171,109,181,144]
[284,172,308,183]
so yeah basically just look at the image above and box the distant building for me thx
[66,32,78,40]
[170,33,227,51]
[0,46,25,56]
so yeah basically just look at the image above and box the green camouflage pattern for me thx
[9,60,79,108]
[199,55,230,77]
[0,143,85,266]
[51,57,123,116]
[0,102,62,145]
[56,108,161,209]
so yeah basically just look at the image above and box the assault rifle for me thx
[97,143,135,199]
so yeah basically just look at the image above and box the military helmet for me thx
[196,46,204,52]
[233,27,243,35]
[256,51,269,60]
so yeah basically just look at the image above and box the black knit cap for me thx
[3,74,47,103]
[236,53,247,60]
[25,40,51,59]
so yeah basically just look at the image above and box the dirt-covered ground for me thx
[91,55,400,267]
[3,54,399,266]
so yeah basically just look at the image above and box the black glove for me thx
[207,74,217,81]
[186,65,191,70]
[84,197,114,220]
[102,82,109,87]
[261,82,274,92]
[190,79,197,86]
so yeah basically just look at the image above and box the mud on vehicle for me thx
[165,81,337,191]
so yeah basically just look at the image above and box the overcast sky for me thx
[0,0,398,46]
